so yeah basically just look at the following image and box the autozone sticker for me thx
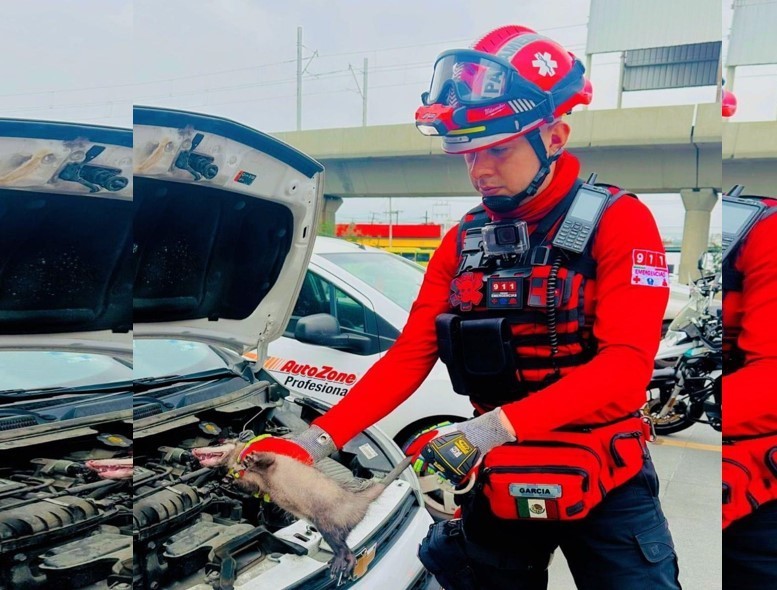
[262,356,359,397]
[631,249,669,288]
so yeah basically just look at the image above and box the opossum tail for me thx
[376,456,414,488]
[358,456,415,503]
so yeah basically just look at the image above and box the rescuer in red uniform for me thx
[245,25,680,589]
[721,189,777,587]
[722,197,777,588]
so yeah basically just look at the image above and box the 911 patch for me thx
[487,277,522,309]
[631,249,669,287]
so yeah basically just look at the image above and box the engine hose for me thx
[0,479,121,511]
[546,254,563,377]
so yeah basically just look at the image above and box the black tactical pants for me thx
[723,500,777,589]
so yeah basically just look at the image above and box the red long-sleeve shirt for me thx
[723,207,777,437]
[315,152,668,447]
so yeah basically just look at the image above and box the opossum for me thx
[192,441,413,582]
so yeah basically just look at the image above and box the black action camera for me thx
[482,220,530,258]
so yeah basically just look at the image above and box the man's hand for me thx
[239,424,338,465]
[238,434,314,465]
[405,409,516,486]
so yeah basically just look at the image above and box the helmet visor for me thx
[425,50,515,106]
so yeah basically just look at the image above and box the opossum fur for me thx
[192,442,412,580]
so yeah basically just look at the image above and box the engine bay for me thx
[0,419,133,590]
[0,396,397,590]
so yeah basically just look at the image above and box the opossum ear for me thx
[244,452,276,471]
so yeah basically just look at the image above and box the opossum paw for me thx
[329,550,356,584]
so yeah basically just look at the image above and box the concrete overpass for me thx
[723,120,777,195]
[275,105,722,196]
[274,105,775,282]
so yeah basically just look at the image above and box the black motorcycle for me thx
[644,272,722,435]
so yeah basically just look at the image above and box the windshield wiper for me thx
[0,380,134,400]
[0,393,130,430]
[133,368,246,392]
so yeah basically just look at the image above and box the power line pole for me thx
[296,26,302,131]
[616,51,625,109]
[386,196,402,248]
[388,196,393,248]
[362,57,368,126]
[349,58,369,126]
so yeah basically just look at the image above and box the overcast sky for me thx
[1,0,756,131]
[3,0,767,231]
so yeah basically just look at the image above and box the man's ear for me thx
[544,120,570,156]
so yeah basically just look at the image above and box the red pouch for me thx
[723,434,777,529]
[479,416,650,521]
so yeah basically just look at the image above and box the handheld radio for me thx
[551,178,611,254]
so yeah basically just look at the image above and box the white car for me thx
[0,111,437,590]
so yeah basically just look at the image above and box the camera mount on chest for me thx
[459,220,530,273]
[458,178,613,275]
[455,177,616,310]
[458,222,548,310]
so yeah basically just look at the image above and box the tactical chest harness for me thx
[436,179,632,407]
[721,196,777,528]
[434,179,655,522]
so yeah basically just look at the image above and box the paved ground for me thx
[548,423,721,589]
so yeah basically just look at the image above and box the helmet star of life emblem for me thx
[532,52,558,77]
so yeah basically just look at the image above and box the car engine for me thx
[0,398,399,590]
[0,426,133,590]
[132,400,390,590]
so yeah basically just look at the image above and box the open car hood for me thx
[0,118,133,359]
[131,106,323,358]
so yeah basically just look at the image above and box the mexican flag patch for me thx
[516,498,559,519]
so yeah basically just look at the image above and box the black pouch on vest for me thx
[436,314,516,397]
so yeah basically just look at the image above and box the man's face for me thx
[463,122,568,204]
[463,135,541,201]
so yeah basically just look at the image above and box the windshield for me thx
[0,351,132,391]
[133,339,231,380]
[668,283,711,333]
[319,252,425,311]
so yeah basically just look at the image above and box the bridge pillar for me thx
[677,188,717,284]
[319,194,343,236]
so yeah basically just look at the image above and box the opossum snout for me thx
[191,443,236,467]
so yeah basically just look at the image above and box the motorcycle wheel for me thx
[644,396,704,435]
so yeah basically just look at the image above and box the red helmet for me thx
[415,25,592,154]
[722,88,737,118]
